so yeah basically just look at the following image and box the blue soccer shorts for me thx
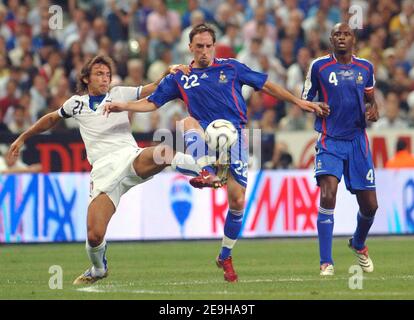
[314,132,376,194]
[228,128,249,188]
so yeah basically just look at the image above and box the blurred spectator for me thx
[92,17,109,43]
[278,38,296,69]
[385,138,414,168]
[129,0,153,38]
[258,54,286,86]
[65,20,98,55]
[286,47,311,95]
[0,79,19,123]
[389,0,414,40]
[146,0,181,62]
[242,5,275,43]
[237,37,263,71]
[7,105,31,134]
[178,9,206,63]
[0,4,12,42]
[181,0,214,29]
[29,74,48,123]
[103,0,131,43]
[9,34,33,67]
[217,22,243,57]
[302,8,333,46]
[62,8,86,45]
[0,147,42,173]
[147,45,173,83]
[39,51,65,91]
[373,92,409,129]
[124,59,146,87]
[307,0,341,25]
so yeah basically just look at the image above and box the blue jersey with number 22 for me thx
[148,58,268,129]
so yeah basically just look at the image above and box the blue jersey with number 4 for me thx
[302,54,375,140]
[147,58,268,129]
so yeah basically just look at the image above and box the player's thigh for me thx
[87,193,116,239]
[227,173,246,211]
[355,190,378,217]
[346,135,376,193]
[132,145,173,179]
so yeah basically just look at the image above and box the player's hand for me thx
[103,101,128,117]
[297,100,330,117]
[365,103,379,122]
[7,139,24,165]
[168,64,191,75]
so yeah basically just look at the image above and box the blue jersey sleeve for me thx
[231,59,268,90]
[302,61,319,101]
[147,74,181,107]
[365,62,375,91]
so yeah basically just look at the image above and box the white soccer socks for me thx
[85,239,107,277]
[171,152,203,176]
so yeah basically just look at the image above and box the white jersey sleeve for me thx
[57,95,84,119]
[110,86,143,101]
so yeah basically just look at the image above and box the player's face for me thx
[86,63,111,95]
[189,32,215,68]
[330,25,354,54]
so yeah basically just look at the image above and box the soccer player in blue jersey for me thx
[302,23,379,276]
[104,24,329,282]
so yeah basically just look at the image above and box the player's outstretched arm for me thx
[140,64,191,98]
[7,111,62,163]
[261,80,330,117]
[103,98,157,116]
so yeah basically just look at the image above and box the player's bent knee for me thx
[229,197,245,212]
[362,204,378,218]
[319,190,337,208]
[87,230,105,247]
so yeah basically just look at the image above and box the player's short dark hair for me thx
[396,139,408,152]
[189,23,216,43]
[77,55,113,93]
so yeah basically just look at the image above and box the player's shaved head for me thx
[331,23,354,36]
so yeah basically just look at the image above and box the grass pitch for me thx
[1,236,413,300]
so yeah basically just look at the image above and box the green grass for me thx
[1,236,413,299]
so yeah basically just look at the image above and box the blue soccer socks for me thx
[219,209,244,260]
[352,211,375,250]
[317,207,335,265]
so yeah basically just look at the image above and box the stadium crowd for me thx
[0,0,414,168]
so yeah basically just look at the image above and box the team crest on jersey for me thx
[91,101,99,111]
[201,72,209,79]
[317,160,322,170]
[219,71,228,83]
[356,72,364,84]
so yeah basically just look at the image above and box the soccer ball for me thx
[205,119,238,151]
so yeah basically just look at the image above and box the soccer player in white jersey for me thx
[7,55,202,285]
